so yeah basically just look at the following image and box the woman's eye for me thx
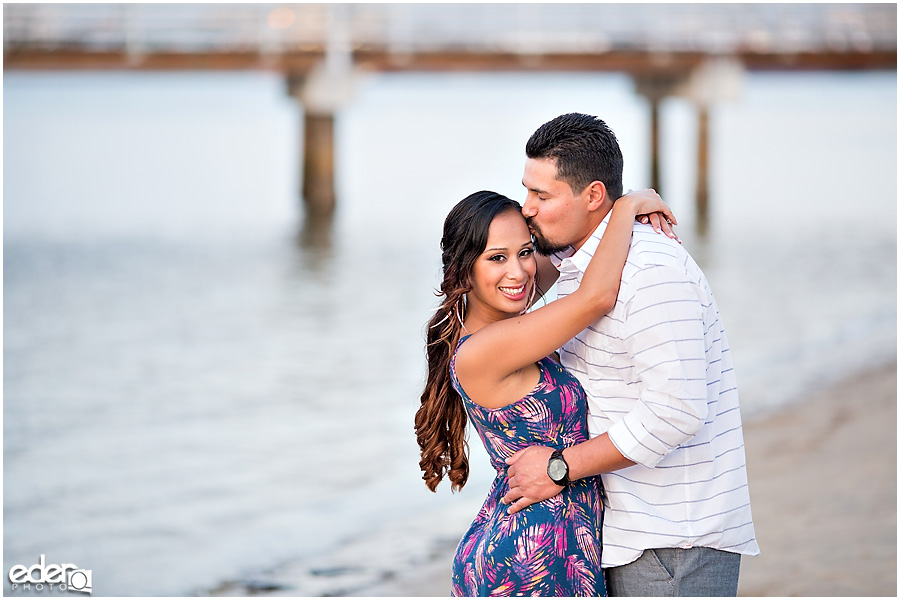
[489,254,506,262]
[520,248,534,258]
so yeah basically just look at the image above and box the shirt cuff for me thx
[607,413,668,469]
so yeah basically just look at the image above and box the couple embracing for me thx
[415,113,759,597]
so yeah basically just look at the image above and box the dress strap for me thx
[455,333,472,350]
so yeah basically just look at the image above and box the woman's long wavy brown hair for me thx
[415,191,525,492]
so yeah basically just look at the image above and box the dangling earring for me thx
[455,294,467,329]
[520,274,539,315]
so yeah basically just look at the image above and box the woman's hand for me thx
[641,212,680,243]
[621,189,680,243]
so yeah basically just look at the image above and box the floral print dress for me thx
[449,336,606,597]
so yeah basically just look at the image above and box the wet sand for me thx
[361,361,898,597]
[737,361,897,597]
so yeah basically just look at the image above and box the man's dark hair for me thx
[525,113,624,201]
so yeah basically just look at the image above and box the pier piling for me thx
[288,65,357,218]
[301,112,336,217]
[695,105,710,234]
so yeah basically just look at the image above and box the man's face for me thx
[521,157,593,255]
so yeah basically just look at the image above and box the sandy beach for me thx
[737,361,897,597]
[211,361,897,597]
[359,361,898,597]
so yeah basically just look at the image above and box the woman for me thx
[414,189,675,596]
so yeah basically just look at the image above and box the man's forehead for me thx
[523,157,560,181]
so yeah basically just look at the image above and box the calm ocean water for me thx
[4,70,896,595]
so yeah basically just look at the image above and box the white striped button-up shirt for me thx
[552,214,759,568]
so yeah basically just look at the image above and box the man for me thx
[502,113,759,596]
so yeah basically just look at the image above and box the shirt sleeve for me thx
[606,261,709,468]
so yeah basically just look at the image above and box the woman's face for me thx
[467,209,536,321]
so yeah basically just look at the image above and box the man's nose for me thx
[522,196,537,218]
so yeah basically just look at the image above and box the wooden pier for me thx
[5,3,896,219]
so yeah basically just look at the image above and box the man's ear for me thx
[585,180,609,212]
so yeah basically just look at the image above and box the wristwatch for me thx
[547,448,570,487]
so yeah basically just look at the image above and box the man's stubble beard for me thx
[527,218,570,256]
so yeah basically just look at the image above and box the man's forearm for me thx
[563,432,636,481]
[502,434,637,514]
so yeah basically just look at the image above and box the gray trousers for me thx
[605,547,741,597]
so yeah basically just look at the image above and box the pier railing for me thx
[5,4,896,65]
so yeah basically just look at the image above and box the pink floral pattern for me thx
[449,337,606,596]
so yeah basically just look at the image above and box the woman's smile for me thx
[499,284,527,301]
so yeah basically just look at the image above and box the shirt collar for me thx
[550,212,612,273]
[549,246,575,269]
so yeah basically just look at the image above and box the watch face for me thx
[548,458,567,481]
